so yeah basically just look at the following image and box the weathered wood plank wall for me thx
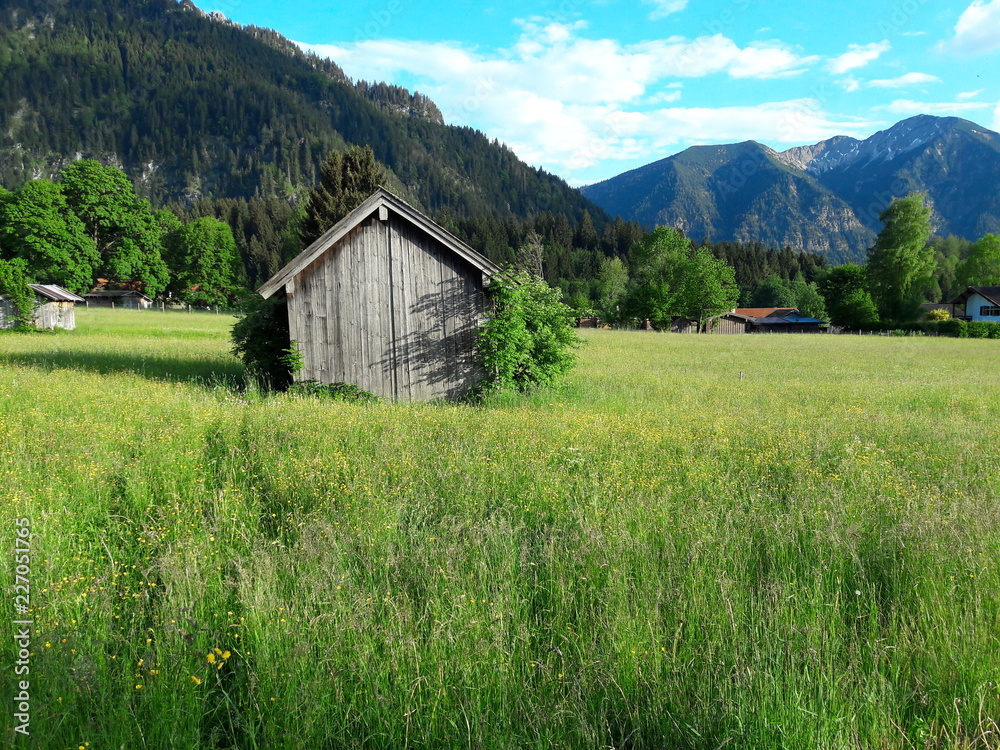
[287,213,485,400]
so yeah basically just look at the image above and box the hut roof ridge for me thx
[258,187,501,299]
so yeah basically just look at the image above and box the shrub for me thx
[966,321,1000,339]
[933,318,967,337]
[230,295,296,391]
[475,271,580,394]
[926,308,951,321]
[288,380,379,402]
[0,258,35,328]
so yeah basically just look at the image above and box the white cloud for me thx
[836,76,861,92]
[880,99,992,116]
[826,41,890,74]
[296,24,832,180]
[938,0,1000,55]
[957,89,984,100]
[645,0,688,20]
[867,72,941,88]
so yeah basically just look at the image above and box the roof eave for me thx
[258,188,501,299]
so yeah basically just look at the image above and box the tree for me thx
[818,264,878,329]
[299,146,386,247]
[675,246,739,328]
[0,180,99,294]
[165,217,241,306]
[750,273,828,321]
[866,193,934,323]
[623,227,690,328]
[59,160,169,296]
[597,256,628,323]
[514,232,544,278]
[624,228,738,329]
[955,234,1000,288]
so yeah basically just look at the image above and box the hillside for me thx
[583,115,1000,262]
[582,141,873,263]
[0,0,602,225]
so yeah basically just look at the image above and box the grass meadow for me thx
[2,308,999,749]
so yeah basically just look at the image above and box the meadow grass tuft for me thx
[1,315,998,748]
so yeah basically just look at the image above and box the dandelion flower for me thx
[190,675,202,685]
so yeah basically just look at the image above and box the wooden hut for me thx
[0,284,84,330]
[258,188,502,401]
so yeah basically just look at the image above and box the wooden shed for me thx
[258,188,502,401]
[1,284,84,330]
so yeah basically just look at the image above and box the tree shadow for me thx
[377,274,485,401]
[0,348,246,389]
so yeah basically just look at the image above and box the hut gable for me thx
[259,188,501,401]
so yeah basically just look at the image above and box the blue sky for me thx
[202,0,1000,185]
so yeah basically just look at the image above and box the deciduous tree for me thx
[955,234,1000,288]
[0,180,98,294]
[165,217,240,306]
[624,228,738,329]
[60,160,169,296]
[866,193,934,322]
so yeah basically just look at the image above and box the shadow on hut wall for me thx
[376,275,485,402]
[0,348,246,390]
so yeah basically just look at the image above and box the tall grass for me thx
[1,316,999,748]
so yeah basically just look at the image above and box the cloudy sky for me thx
[203,0,1000,185]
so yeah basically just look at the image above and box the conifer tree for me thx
[298,146,386,248]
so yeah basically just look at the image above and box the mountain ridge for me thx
[583,115,1000,261]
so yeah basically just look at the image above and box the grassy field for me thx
[2,308,999,749]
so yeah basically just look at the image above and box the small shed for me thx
[669,317,699,334]
[258,188,502,401]
[1,284,84,330]
[951,287,1000,321]
[706,312,752,334]
[82,289,153,309]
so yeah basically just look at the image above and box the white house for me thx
[951,286,1000,322]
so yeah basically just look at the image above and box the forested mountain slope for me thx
[0,0,600,226]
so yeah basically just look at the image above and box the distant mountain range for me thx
[582,115,1000,262]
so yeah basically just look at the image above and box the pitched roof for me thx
[753,313,825,325]
[258,188,502,299]
[84,289,152,300]
[951,286,1000,307]
[734,307,799,320]
[28,284,85,303]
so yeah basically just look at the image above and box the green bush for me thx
[288,380,379,402]
[0,258,35,328]
[475,271,580,394]
[966,320,1000,339]
[934,318,967,337]
[230,295,296,391]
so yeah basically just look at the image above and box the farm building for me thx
[258,188,502,401]
[82,289,153,309]
[706,312,753,334]
[1,284,84,330]
[952,287,1000,322]
[735,308,826,333]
